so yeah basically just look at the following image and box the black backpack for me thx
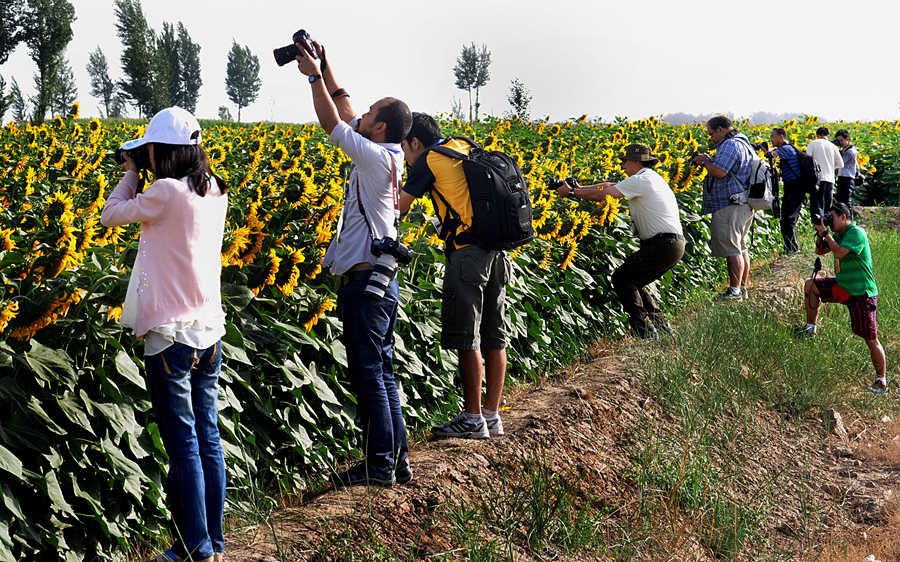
[428,137,534,251]
[785,144,821,192]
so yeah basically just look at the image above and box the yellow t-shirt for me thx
[402,138,475,250]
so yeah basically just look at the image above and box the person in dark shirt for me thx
[766,127,817,254]
[398,113,510,440]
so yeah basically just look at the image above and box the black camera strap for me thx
[353,156,401,243]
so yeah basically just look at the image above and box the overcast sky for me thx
[2,0,899,124]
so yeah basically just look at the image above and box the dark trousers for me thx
[337,276,408,470]
[611,234,685,329]
[780,180,818,253]
[816,181,833,222]
[836,176,854,207]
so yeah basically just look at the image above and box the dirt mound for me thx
[853,207,900,231]
[225,255,900,561]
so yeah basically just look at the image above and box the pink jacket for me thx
[101,170,228,337]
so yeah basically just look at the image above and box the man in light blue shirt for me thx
[694,116,755,301]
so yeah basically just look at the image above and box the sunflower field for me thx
[0,106,895,558]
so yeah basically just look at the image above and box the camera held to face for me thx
[364,238,413,299]
[273,29,319,66]
[114,145,152,170]
[814,212,834,229]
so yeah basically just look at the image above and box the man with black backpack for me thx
[766,128,820,254]
[399,112,533,439]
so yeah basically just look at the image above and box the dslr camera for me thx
[545,176,579,190]
[364,237,412,299]
[813,212,834,228]
[114,145,151,170]
[273,29,319,66]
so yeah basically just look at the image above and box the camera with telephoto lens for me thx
[364,237,413,299]
[114,145,151,170]
[273,29,319,66]
[545,176,579,190]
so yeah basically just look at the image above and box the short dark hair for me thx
[835,129,850,140]
[375,98,412,143]
[816,126,829,137]
[152,143,227,196]
[406,112,442,147]
[706,115,732,130]
[771,127,787,137]
[829,202,853,218]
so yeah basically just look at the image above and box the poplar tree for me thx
[453,43,491,121]
[86,46,117,117]
[20,0,76,123]
[225,41,261,122]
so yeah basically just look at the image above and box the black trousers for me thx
[836,176,854,207]
[816,181,833,222]
[611,234,685,328]
[780,179,818,254]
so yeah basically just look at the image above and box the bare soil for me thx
[225,248,900,561]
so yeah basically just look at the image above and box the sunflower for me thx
[44,190,76,226]
[269,142,288,168]
[0,300,18,334]
[0,227,15,252]
[88,118,101,133]
[303,298,336,332]
[69,102,80,119]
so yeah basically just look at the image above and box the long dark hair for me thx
[152,143,228,196]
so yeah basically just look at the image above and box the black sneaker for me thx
[331,462,395,488]
[650,315,673,337]
[395,460,413,484]
[629,318,659,340]
[791,324,817,339]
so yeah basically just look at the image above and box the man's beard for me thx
[354,120,372,141]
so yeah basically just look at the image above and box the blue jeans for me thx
[145,341,225,560]
[337,276,408,470]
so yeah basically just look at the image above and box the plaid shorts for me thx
[813,277,878,340]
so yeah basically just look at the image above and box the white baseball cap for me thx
[121,106,202,150]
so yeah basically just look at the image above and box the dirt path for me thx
[225,253,900,561]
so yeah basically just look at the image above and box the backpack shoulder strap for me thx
[427,136,481,161]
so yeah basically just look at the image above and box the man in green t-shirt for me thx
[797,203,887,393]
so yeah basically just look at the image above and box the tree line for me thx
[0,0,263,123]
[0,1,531,125]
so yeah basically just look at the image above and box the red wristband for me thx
[330,88,348,99]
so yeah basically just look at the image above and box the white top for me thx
[614,167,683,240]
[322,117,404,276]
[806,138,844,183]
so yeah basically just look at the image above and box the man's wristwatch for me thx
[309,74,322,84]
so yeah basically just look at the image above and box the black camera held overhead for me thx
[364,237,413,299]
[273,29,321,66]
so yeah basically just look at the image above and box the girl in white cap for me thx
[101,106,228,562]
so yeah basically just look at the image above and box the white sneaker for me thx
[431,412,489,439]
[485,416,504,436]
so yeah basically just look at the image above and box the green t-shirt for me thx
[834,222,878,297]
